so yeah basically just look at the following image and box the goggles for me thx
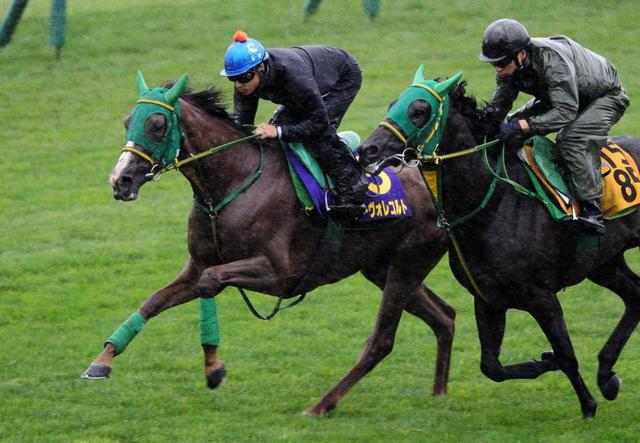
[490,57,513,69]
[229,69,257,84]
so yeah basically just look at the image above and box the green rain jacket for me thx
[489,36,625,134]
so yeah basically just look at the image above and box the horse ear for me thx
[136,70,150,97]
[413,64,426,83]
[166,74,189,105]
[435,71,464,95]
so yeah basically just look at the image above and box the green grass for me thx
[2,0,640,441]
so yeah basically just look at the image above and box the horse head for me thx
[110,71,188,201]
[358,65,463,174]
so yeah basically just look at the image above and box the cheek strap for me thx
[122,144,157,166]
[378,120,408,146]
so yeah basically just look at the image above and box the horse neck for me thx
[178,101,281,205]
[438,111,506,220]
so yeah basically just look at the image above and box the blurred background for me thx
[2,1,639,441]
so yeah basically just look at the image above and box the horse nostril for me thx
[115,176,132,193]
[364,145,378,159]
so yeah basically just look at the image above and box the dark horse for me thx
[358,66,640,418]
[82,73,455,415]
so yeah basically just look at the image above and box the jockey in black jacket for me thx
[220,31,368,218]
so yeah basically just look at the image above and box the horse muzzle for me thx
[111,175,139,201]
[358,141,405,175]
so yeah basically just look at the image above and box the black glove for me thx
[479,105,501,137]
[497,119,523,142]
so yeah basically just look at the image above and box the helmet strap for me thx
[255,63,268,92]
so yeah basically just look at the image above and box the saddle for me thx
[283,131,413,222]
[518,135,640,221]
[281,131,413,295]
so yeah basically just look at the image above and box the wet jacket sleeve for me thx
[233,89,259,127]
[278,76,329,142]
[527,51,579,134]
[488,75,519,122]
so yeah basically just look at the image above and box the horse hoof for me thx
[81,363,111,380]
[582,400,597,419]
[302,400,336,416]
[540,351,554,360]
[301,406,328,417]
[599,372,621,401]
[206,364,226,389]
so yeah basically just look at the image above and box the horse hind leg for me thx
[403,283,456,396]
[304,266,414,416]
[588,253,640,401]
[362,251,455,396]
[305,256,454,415]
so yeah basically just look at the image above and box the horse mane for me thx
[162,80,254,136]
[448,81,497,140]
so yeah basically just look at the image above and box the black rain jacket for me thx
[233,46,360,142]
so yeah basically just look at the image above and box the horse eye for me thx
[152,121,165,131]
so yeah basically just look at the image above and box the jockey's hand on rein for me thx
[497,119,523,143]
[255,123,278,139]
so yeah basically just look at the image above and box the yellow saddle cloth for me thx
[526,142,640,219]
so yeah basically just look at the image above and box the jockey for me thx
[479,18,629,234]
[220,31,368,218]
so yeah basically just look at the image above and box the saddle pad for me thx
[600,143,640,218]
[519,136,640,220]
[284,139,412,222]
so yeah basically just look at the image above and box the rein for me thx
[425,139,501,230]
[187,140,307,321]
[382,119,504,305]
[425,141,501,305]
[122,134,260,180]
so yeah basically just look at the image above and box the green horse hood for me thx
[125,71,189,168]
[384,65,463,154]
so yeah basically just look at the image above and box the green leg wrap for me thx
[105,312,147,355]
[200,297,220,346]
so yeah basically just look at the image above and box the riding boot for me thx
[578,199,605,235]
[317,140,369,219]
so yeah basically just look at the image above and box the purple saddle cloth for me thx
[286,144,413,222]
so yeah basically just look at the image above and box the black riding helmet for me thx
[479,18,531,63]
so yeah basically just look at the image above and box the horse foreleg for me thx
[304,274,410,416]
[474,297,559,382]
[197,255,299,389]
[588,253,640,401]
[200,298,226,389]
[82,258,205,380]
[197,255,280,297]
[404,284,455,396]
[528,295,597,419]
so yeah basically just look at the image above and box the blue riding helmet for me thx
[220,31,269,77]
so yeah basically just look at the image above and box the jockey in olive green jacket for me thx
[480,18,629,234]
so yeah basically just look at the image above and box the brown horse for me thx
[82,73,455,415]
